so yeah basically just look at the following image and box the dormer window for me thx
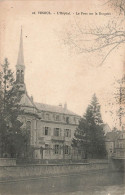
[66,117,69,124]
[74,117,76,123]
[46,113,50,120]
[56,115,60,121]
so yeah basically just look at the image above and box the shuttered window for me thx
[65,145,70,154]
[54,128,60,136]
[44,127,51,136]
[65,129,71,137]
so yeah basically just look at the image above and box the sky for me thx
[0,0,124,129]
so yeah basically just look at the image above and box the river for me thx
[0,171,124,195]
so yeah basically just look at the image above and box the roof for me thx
[105,131,121,142]
[20,93,36,108]
[19,92,79,117]
[35,102,79,116]
[101,123,111,134]
[117,130,125,140]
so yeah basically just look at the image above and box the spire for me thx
[16,27,26,89]
[17,26,25,66]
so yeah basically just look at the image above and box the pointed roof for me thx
[20,93,36,108]
[17,27,25,66]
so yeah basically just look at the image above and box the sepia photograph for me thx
[0,0,125,194]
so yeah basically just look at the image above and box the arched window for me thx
[21,70,24,83]
[26,121,31,131]
[16,70,20,82]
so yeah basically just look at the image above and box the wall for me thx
[0,158,16,166]
[21,112,79,160]
[35,120,78,159]
[109,158,125,171]
[88,159,109,163]
[0,162,109,180]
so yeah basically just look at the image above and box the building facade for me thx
[105,130,120,158]
[16,29,80,160]
[113,131,125,159]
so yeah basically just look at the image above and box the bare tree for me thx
[63,0,125,128]
[64,0,125,67]
[105,0,125,16]
[114,75,125,129]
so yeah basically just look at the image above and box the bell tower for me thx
[16,27,26,91]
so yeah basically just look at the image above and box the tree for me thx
[72,94,107,159]
[64,0,125,67]
[114,75,125,128]
[106,0,125,15]
[0,58,28,157]
[63,0,125,128]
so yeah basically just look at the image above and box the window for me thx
[41,112,44,119]
[16,70,20,82]
[65,145,70,155]
[56,115,60,121]
[65,129,71,137]
[26,121,31,131]
[53,114,55,120]
[26,121,31,143]
[55,145,60,154]
[46,113,50,120]
[74,117,76,123]
[21,70,24,83]
[45,127,49,135]
[45,144,50,154]
[54,128,60,136]
[66,117,69,124]
[63,115,66,122]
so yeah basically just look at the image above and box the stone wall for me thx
[88,159,109,163]
[0,162,109,180]
[0,158,16,166]
[109,158,125,171]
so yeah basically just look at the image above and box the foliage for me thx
[72,94,107,159]
[0,58,30,158]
